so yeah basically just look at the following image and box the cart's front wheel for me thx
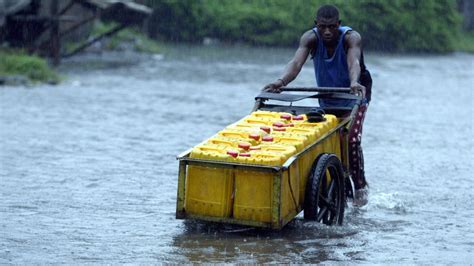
[304,153,345,225]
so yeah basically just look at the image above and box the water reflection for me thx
[171,210,374,263]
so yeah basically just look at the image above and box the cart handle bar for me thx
[280,87,351,93]
[255,92,360,102]
[255,87,359,102]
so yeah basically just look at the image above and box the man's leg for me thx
[349,103,369,205]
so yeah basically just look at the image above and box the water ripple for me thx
[1,46,473,264]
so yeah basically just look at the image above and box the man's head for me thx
[315,5,341,45]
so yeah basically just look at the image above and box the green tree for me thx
[145,0,462,53]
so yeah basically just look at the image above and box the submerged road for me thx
[0,45,473,263]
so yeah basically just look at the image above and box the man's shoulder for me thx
[300,29,317,47]
[344,30,362,42]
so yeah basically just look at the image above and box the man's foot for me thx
[353,188,368,207]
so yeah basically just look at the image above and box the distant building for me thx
[0,0,151,64]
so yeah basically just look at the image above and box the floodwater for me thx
[1,45,473,263]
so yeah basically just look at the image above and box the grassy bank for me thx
[103,25,161,54]
[65,22,161,55]
[455,31,474,53]
[0,49,60,84]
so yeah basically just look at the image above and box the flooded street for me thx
[1,45,473,263]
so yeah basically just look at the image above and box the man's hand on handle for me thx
[262,79,286,93]
[350,82,366,99]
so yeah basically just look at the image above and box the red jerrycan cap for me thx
[227,150,239,158]
[239,153,251,157]
[262,136,274,142]
[249,133,260,141]
[273,122,285,128]
[238,142,251,150]
[273,127,286,132]
[280,114,292,120]
[293,115,304,121]
[260,126,271,134]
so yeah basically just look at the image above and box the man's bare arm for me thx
[345,31,366,97]
[263,30,316,92]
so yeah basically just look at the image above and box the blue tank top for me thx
[313,26,354,107]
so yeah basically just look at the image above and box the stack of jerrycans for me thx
[185,110,340,224]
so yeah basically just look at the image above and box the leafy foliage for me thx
[145,0,462,53]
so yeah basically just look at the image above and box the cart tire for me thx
[304,153,345,225]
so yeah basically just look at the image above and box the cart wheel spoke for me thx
[317,206,328,222]
[327,179,336,199]
[319,195,329,205]
[320,195,337,212]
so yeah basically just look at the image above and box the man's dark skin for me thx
[263,17,366,98]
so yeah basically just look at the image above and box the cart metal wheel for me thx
[304,153,345,225]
